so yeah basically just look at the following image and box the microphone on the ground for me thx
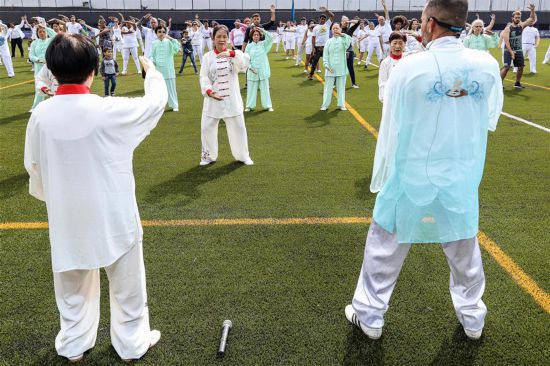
[217,319,232,358]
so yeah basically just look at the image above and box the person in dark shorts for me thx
[500,4,536,89]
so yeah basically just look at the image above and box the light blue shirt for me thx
[370,37,503,243]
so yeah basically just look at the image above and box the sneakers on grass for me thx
[344,304,382,340]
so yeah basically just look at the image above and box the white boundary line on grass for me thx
[501,112,550,134]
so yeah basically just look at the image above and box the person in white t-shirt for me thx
[284,21,296,60]
[374,0,393,58]
[230,20,246,50]
[359,22,383,69]
[521,25,540,74]
[275,21,285,52]
[301,21,319,74]
[188,20,204,63]
[308,7,334,80]
[201,21,213,52]
[110,17,124,60]
[66,15,82,34]
[121,21,141,75]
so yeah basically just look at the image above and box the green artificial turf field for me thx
[0,39,549,365]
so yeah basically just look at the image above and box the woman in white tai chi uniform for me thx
[345,0,503,342]
[0,23,15,77]
[24,33,167,363]
[199,25,253,166]
[121,21,141,75]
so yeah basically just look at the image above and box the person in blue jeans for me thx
[179,30,198,75]
[100,48,119,96]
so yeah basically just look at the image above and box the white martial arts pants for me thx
[0,44,14,77]
[295,38,304,64]
[522,44,537,73]
[382,43,390,59]
[192,43,203,63]
[366,43,383,65]
[122,47,141,73]
[285,37,296,51]
[113,41,123,61]
[351,221,487,332]
[543,45,550,64]
[53,241,153,360]
[204,38,213,52]
[200,114,251,163]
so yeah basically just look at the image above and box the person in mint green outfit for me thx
[150,25,181,112]
[463,17,498,51]
[244,27,274,112]
[321,23,351,111]
[29,24,56,112]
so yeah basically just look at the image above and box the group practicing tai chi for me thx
[0,0,539,362]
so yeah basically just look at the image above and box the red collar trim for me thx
[56,84,91,95]
[214,48,228,55]
[390,53,402,60]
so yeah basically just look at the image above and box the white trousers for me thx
[366,43,383,65]
[113,41,123,60]
[295,39,304,63]
[382,43,390,59]
[53,241,153,360]
[200,113,251,163]
[0,44,14,76]
[285,37,296,51]
[522,44,537,73]
[192,43,204,63]
[351,221,487,332]
[543,45,550,64]
[122,47,141,73]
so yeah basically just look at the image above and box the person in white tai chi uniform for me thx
[0,22,15,77]
[199,25,253,166]
[521,25,540,74]
[24,33,167,363]
[345,0,503,341]
[378,32,407,102]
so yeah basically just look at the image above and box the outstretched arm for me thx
[381,0,389,20]
[520,3,536,28]
[486,14,496,31]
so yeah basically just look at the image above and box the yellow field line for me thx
[0,79,35,90]
[0,217,371,230]
[504,78,550,91]
[478,232,550,314]
[306,62,550,315]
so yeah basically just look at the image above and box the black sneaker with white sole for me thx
[514,82,525,89]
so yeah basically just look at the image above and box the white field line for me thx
[501,112,550,133]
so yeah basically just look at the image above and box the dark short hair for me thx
[319,14,327,19]
[46,34,99,85]
[389,31,407,43]
[212,24,229,38]
[252,13,260,18]
[155,25,167,33]
[392,15,408,28]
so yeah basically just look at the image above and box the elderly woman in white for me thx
[199,25,253,166]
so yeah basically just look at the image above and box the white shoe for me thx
[172,108,179,112]
[317,69,321,73]
[340,106,347,111]
[285,56,289,60]
[345,305,382,340]
[28,108,33,113]
[357,61,361,65]
[267,108,274,112]
[243,159,254,166]
[68,354,84,363]
[121,71,127,75]
[199,160,214,166]
[464,328,483,340]
[320,107,328,111]
[303,69,308,73]
[244,108,251,112]
[122,330,161,362]
[352,84,359,89]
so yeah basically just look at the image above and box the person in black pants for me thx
[179,30,198,74]
[8,23,25,57]
[341,16,361,88]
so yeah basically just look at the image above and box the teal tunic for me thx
[150,38,181,79]
[245,31,273,81]
[463,33,499,51]
[29,27,57,76]
[323,34,352,77]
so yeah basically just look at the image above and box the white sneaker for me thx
[244,108,251,112]
[285,56,289,60]
[267,108,274,112]
[121,71,127,75]
[303,69,308,73]
[317,69,321,73]
[345,305,382,340]
[199,160,214,166]
[172,108,179,112]
[352,84,359,89]
[357,61,361,65]
[340,106,347,111]
[122,330,161,362]
[28,108,33,113]
[320,107,328,111]
[464,328,483,340]
[243,159,254,166]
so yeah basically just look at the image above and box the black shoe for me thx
[111,92,115,96]
[514,82,525,89]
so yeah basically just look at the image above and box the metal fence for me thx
[1,0,549,11]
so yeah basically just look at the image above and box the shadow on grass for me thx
[429,324,483,365]
[304,109,339,127]
[145,162,243,205]
[355,176,372,200]
[0,173,27,200]
[342,326,385,365]
[116,89,144,97]
[0,111,31,125]
[7,91,35,98]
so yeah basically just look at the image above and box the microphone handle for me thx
[217,324,230,357]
